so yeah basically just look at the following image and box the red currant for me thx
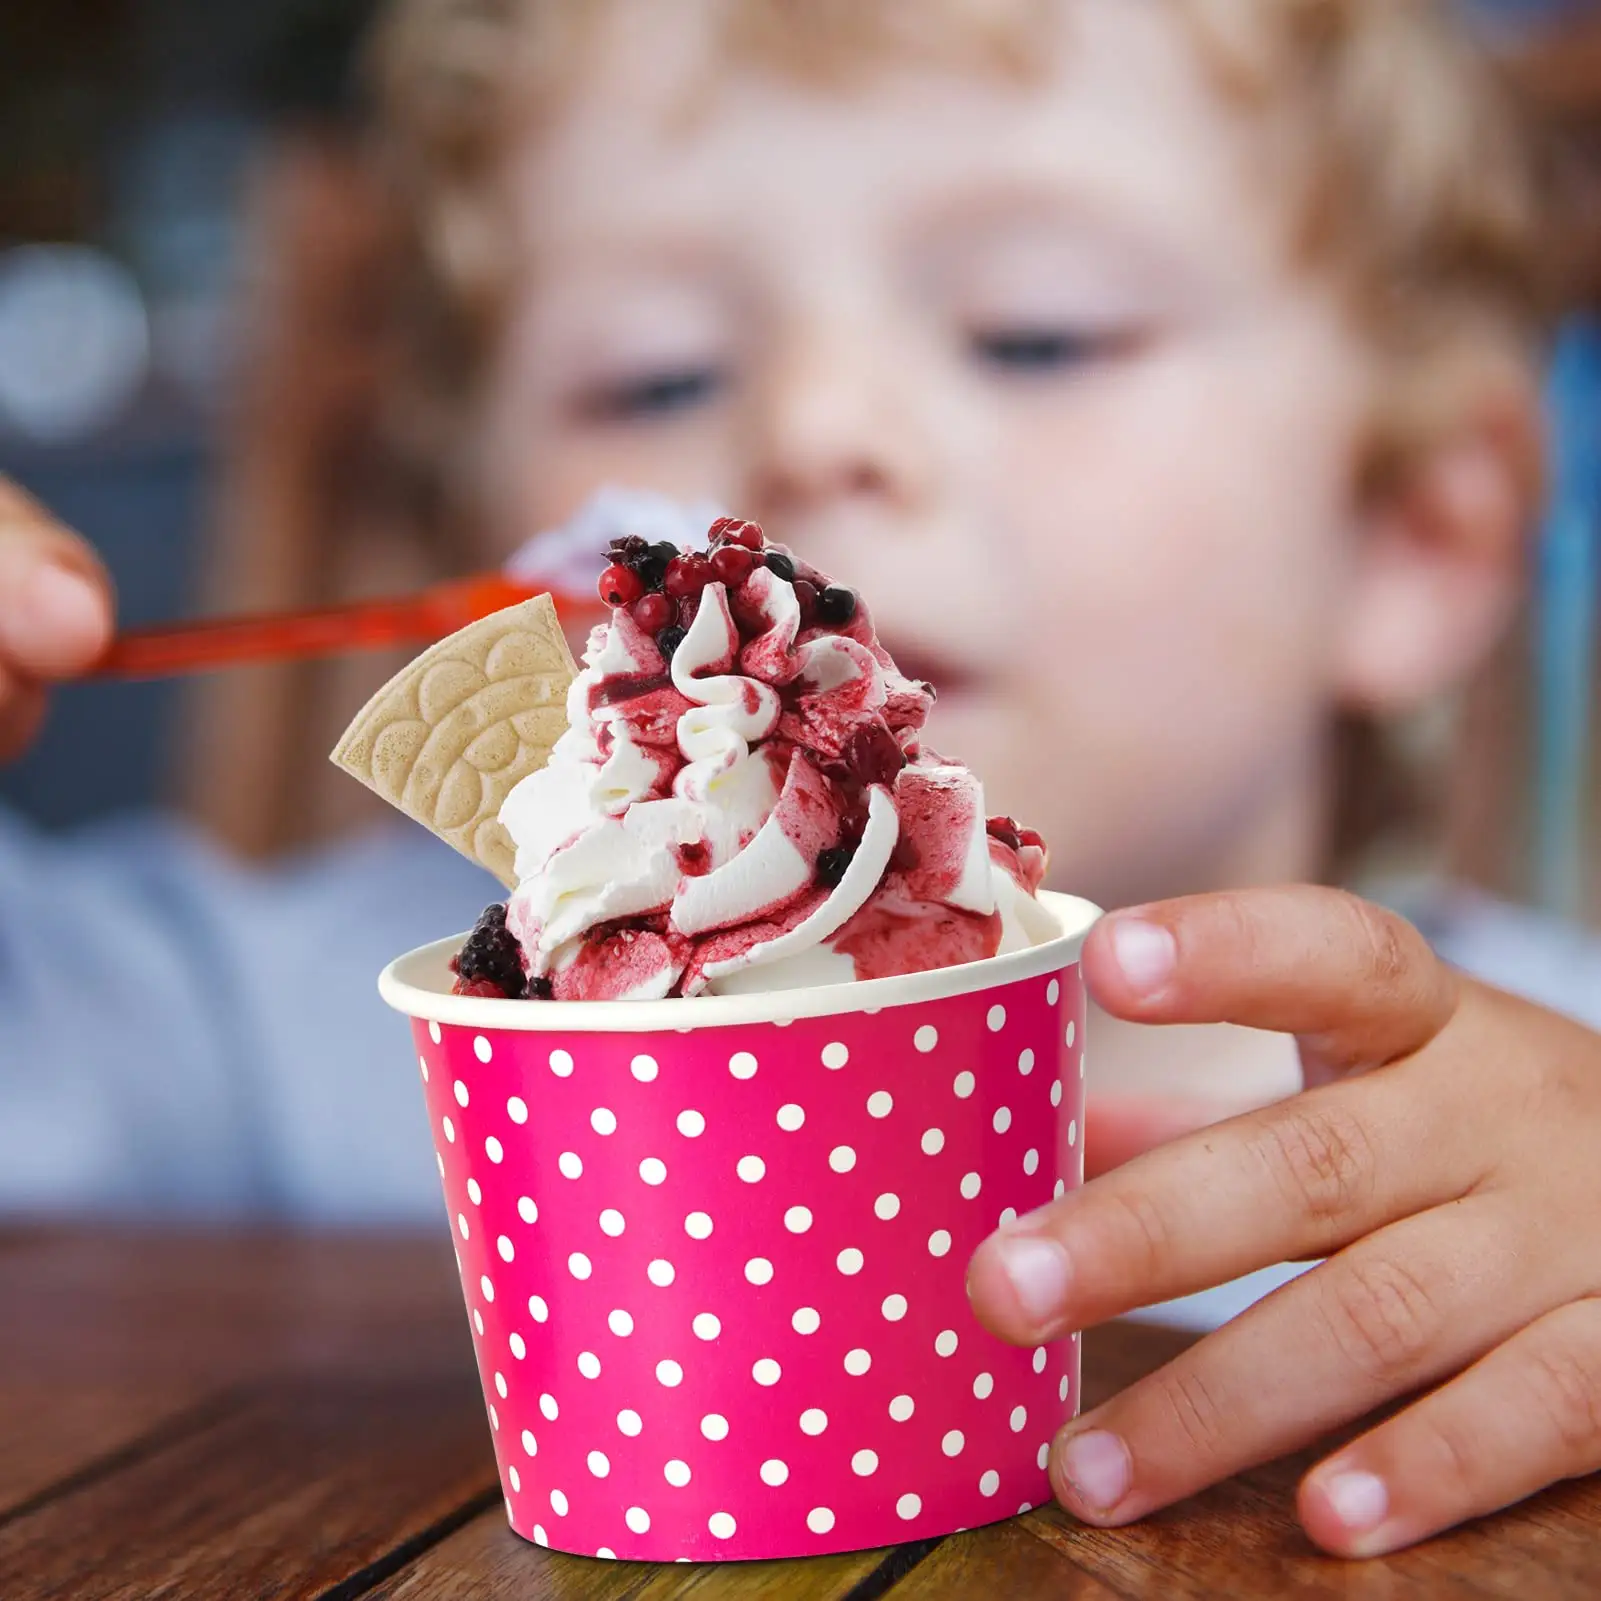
[709,516,765,550]
[598,563,643,607]
[664,554,712,599]
[986,816,1023,852]
[632,591,675,634]
[710,545,757,586]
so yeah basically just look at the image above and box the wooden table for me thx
[3,1230,1599,1598]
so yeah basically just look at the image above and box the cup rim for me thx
[379,889,1099,1032]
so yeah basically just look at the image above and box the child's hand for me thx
[967,887,1601,1558]
[0,478,113,759]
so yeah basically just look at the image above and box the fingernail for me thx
[6,562,107,668]
[993,1235,1071,1325]
[1109,918,1176,996]
[1058,1430,1131,1513]
[1321,1469,1388,1535]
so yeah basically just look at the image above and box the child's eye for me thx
[585,366,727,421]
[969,327,1116,375]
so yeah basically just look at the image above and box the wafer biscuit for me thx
[331,594,578,886]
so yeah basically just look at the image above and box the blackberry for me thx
[816,843,857,887]
[648,540,680,565]
[636,554,671,591]
[764,551,797,582]
[525,974,554,1000]
[817,586,857,625]
[452,903,525,998]
[657,624,688,662]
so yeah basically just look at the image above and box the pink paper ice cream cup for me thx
[380,890,1098,1563]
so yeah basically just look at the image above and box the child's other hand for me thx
[967,887,1601,1558]
[0,478,113,759]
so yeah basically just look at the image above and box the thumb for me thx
[0,479,115,678]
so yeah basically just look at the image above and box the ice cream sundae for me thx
[453,515,1053,1001]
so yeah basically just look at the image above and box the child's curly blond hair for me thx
[368,0,1554,515]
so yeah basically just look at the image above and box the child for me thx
[3,0,1600,1558]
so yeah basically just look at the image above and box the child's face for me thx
[481,0,1378,908]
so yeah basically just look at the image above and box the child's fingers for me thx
[1084,887,1459,1077]
[967,1066,1480,1342]
[0,480,114,679]
[1082,1095,1235,1179]
[1299,1297,1601,1558]
[1044,1199,1551,1528]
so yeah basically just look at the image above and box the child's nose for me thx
[740,324,936,527]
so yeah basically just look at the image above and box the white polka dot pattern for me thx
[407,960,1085,1561]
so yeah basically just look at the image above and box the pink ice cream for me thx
[497,518,1053,1001]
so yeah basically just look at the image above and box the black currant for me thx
[817,844,856,887]
[817,586,857,625]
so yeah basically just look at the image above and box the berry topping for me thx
[599,563,644,607]
[452,975,510,999]
[632,592,675,635]
[842,722,906,788]
[451,903,525,998]
[764,551,797,582]
[816,843,857,888]
[709,516,765,550]
[636,553,671,590]
[525,974,555,1000]
[817,585,858,625]
[889,833,922,874]
[648,540,679,565]
[675,839,712,877]
[657,624,688,662]
[1018,826,1045,852]
[710,544,757,586]
[986,816,1023,851]
[792,579,820,624]
[607,534,649,561]
[664,553,713,598]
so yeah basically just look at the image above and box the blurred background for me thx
[2,0,1600,915]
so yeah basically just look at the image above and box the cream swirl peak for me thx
[473,516,1050,1001]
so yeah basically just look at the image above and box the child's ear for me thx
[1334,371,1542,716]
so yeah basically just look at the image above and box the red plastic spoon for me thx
[89,573,603,682]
